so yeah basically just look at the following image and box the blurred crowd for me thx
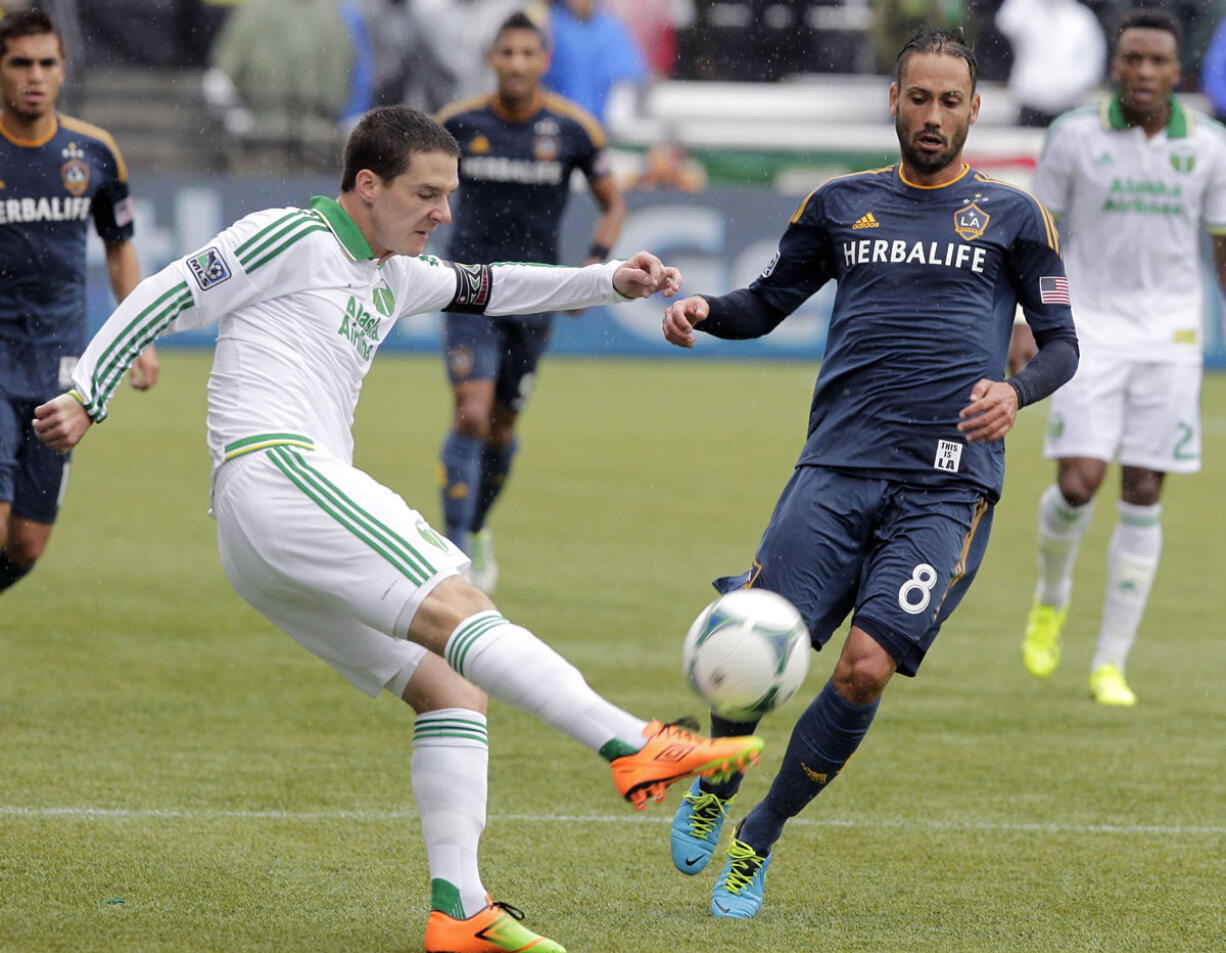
[6,0,1226,174]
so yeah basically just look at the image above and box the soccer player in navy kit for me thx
[435,11,625,592]
[662,28,1080,918]
[0,10,158,593]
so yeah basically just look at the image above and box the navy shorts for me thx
[443,311,553,413]
[716,465,994,677]
[0,395,70,523]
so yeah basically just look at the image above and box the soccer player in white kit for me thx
[1020,9,1226,706]
[32,106,764,953]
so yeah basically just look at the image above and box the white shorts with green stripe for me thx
[1043,355,1202,474]
[212,445,471,697]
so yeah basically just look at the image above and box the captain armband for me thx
[444,262,493,314]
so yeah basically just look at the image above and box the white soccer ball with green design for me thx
[682,588,811,721]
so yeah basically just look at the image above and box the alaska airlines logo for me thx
[851,211,880,229]
[953,202,989,241]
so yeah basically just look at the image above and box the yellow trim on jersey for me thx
[59,114,129,182]
[789,166,894,223]
[973,171,1060,254]
[0,114,58,148]
[898,163,970,190]
[541,92,607,148]
[435,93,494,125]
[934,497,990,616]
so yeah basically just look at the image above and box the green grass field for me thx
[3,351,1224,953]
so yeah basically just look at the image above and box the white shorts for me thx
[1043,356,1202,474]
[212,447,470,697]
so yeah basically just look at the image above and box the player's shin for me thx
[739,679,878,853]
[412,710,490,919]
[442,611,647,753]
[439,431,484,552]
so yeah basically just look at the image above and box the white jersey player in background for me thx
[1018,8,1226,706]
[32,106,764,953]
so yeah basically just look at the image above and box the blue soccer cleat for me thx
[670,779,734,874]
[710,822,771,918]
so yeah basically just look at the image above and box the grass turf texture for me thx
[3,351,1224,953]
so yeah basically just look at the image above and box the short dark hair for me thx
[340,106,460,192]
[494,11,547,48]
[895,26,978,94]
[1116,7,1181,52]
[0,9,61,57]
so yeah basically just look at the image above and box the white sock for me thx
[1035,483,1095,609]
[444,611,646,753]
[412,709,489,919]
[1091,502,1162,672]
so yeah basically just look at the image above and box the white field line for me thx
[2,805,1224,836]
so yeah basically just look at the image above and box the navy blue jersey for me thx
[439,91,610,264]
[718,164,1074,502]
[0,114,134,400]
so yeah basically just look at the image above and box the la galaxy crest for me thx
[533,118,560,161]
[60,142,89,197]
[953,201,989,242]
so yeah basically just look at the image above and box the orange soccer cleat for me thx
[424,899,565,953]
[610,719,764,810]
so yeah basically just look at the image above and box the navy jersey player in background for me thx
[0,9,158,594]
[435,11,625,593]
[661,28,1080,918]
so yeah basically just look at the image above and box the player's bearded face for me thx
[891,52,978,179]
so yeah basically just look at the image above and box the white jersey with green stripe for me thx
[1034,96,1226,362]
[69,196,629,471]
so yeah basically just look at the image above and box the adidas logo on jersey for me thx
[851,212,880,229]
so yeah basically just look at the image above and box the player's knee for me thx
[832,654,892,704]
[453,403,492,439]
[5,536,46,565]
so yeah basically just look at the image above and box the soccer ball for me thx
[682,588,811,721]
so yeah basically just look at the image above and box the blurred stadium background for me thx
[52,0,1226,365]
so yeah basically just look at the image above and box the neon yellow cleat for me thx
[1089,663,1137,707]
[1022,601,1068,678]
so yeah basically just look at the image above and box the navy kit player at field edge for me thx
[435,12,626,594]
[0,10,158,594]
[662,28,1079,919]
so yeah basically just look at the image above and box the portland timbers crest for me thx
[1170,148,1196,174]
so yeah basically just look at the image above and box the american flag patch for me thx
[1039,275,1070,304]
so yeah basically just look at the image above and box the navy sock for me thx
[471,438,517,533]
[699,712,760,800]
[739,679,879,853]
[0,552,33,592]
[439,431,484,552]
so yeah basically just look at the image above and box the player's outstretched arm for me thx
[661,295,710,348]
[32,394,93,454]
[956,379,1019,443]
[612,251,681,300]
